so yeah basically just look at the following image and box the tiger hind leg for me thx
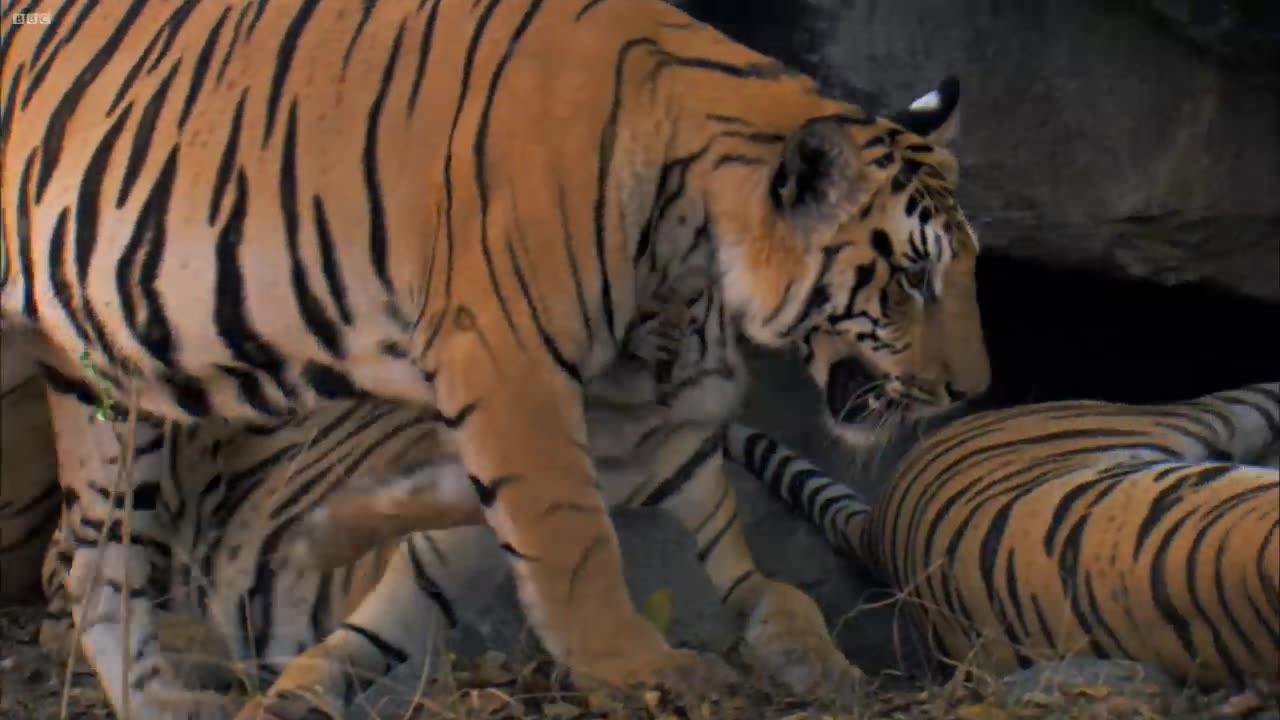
[277,457,484,572]
[633,424,864,700]
[44,387,235,720]
[235,530,475,720]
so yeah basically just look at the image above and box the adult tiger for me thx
[0,332,59,602]
[728,382,1280,691]
[39,292,867,720]
[0,0,989,710]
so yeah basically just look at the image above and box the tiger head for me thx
[713,77,990,446]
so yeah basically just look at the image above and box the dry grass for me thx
[3,381,1275,720]
[5,601,1277,720]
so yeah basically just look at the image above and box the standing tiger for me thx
[0,0,990,712]
[730,382,1280,692]
[39,292,866,720]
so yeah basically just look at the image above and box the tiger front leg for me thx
[639,426,864,700]
[433,316,738,697]
[44,388,234,720]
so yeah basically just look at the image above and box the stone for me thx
[669,0,1280,303]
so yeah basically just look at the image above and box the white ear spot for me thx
[909,90,942,112]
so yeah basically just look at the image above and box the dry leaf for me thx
[1065,685,1112,699]
[541,700,585,718]
[1018,691,1060,707]
[1211,690,1267,718]
[955,702,1011,720]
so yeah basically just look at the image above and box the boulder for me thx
[670,0,1280,303]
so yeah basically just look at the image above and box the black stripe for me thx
[40,362,103,410]
[15,151,39,319]
[213,171,296,405]
[406,0,441,113]
[0,62,23,150]
[505,238,579,382]
[339,622,410,666]
[243,0,269,41]
[25,0,76,70]
[0,0,41,83]
[440,0,503,350]
[1149,510,1201,668]
[575,0,608,21]
[19,0,96,109]
[280,101,344,358]
[208,89,247,225]
[719,569,756,605]
[473,1,545,349]
[262,0,320,148]
[780,241,844,336]
[300,361,360,400]
[310,197,353,325]
[640,433,722,508]
[594,40,660,342]
[215,2,252,85]
[34,0,148,203]
[712,154,767,169]
[363,18,406,291]
[555,184,594,341]
[119,146,180,368]
[178,6,229,129]
[341,0,379,76]
[117,59,180,209]
[145,0,198,74]
[105,18,166,117]
[73,106,136,363]
[406,539,459,627]
[216,365,282,416]
[696,510,737,562]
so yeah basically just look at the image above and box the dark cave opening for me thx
[975,252,1280,408]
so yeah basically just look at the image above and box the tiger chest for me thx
[581,299,745,501]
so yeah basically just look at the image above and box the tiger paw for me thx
[37,614,75,663]
[576,647,743,703]
[743,584,866,699]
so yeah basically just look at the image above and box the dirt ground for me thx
[4,602,1277,720]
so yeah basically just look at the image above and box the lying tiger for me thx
[3,0,990,714]
[734,382,1280,693]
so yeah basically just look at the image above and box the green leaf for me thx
[641,588,674,633]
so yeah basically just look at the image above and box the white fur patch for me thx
[908,89,942,112]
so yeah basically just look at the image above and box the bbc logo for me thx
[12,12,52,24]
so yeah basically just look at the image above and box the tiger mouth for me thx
[824,357,880,423]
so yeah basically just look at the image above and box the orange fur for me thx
[2,0,988,713]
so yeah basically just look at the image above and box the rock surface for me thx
[669,0,1280,303]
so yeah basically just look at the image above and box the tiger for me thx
[725,382,1280,692]
[0,0,990,712]
[0,331,59,602]
[37,292,866,720]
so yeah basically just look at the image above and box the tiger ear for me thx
[891,75,960,147]
[770,117,864,227]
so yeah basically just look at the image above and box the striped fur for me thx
[729,383,1280,690]
[2,0,989,712]
[36,293,862,719]
[0,332,58,601]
